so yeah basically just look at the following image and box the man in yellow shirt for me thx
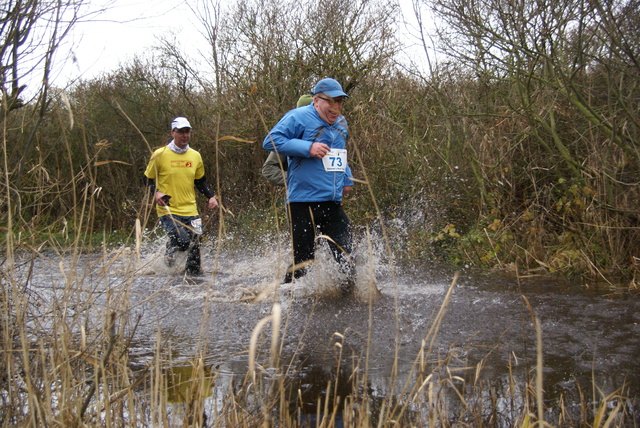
[144,117,218,275]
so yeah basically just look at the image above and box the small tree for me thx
[1,0,87,179]
[412,0,640,280]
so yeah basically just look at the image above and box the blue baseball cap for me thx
[311,78,349,98]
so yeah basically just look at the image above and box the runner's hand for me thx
[208,197,219,210]
[155,192,168,206]
[310,142,330,159]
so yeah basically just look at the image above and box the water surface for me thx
[16,237,640,425]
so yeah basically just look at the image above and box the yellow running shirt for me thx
[144,146,205,217]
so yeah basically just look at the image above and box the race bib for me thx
[322,149,347,172]
[191,218,203,234]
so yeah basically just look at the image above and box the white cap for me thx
[171,117,191,130]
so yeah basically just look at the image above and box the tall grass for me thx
[1,109,636,427]
[2,243,634,426]
[3,58,639,286]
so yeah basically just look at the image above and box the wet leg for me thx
[160,215,194,269]
[161,215,184,267]
[285,203,316,283]
[185,234,202,275]
[322,204,355,294]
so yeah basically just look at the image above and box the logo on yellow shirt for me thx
[171,161,193,168]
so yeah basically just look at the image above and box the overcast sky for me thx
[53,0,201,87]
[52,0,431,89]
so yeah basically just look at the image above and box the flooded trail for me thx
[128,254,639,381]
[15,238,640,424]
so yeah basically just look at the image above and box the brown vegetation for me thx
[2,0,639,425]
[2,0,640,287]
[2,0,638,287]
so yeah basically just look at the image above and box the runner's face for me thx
[314,94,344,124]
[171,128,191,149]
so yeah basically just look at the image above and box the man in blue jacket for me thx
[263,78,355,291]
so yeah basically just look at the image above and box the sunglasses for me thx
[316,95,345,106]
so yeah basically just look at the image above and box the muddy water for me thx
[16,237,640,425]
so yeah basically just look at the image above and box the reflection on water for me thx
[165,363,214,404]
[13,233,640,425]
[163,362,214,426]
[289,363,352,427]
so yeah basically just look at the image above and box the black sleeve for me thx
[143,176,156,192]
[194,176,215,199]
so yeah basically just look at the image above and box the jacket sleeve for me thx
[261,151,287,186]
[143,176,156,192]
[263,111,313,157]
[194,176,216,198]
[344,164,354,187]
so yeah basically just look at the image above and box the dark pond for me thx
[17,235,640,426]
